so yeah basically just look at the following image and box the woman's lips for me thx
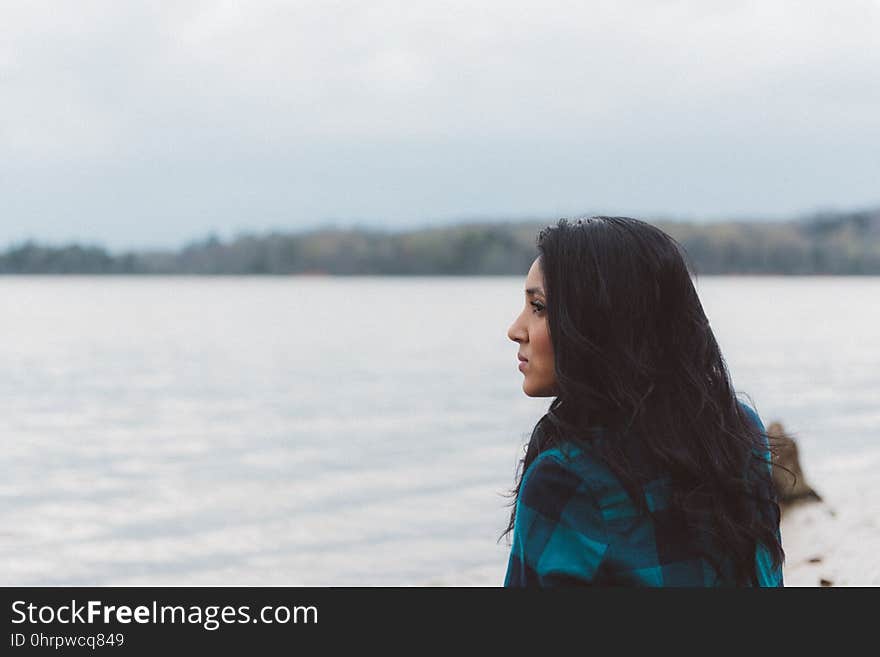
[518,361,527,372]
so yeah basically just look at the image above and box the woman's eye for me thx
[530,301,545,314]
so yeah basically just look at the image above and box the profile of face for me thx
[507,257,557,397]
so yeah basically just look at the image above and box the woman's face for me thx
[507,257,557,397]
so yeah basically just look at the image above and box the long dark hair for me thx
[501,216,784,585]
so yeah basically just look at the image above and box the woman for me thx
[502,216,784,587]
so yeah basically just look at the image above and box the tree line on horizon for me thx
[1,208,879,275]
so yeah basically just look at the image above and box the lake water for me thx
[1,276,877,585]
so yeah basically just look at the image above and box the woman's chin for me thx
[522,381,554,398]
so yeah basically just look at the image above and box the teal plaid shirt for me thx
[504,405,783,587]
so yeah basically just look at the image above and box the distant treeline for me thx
[2,208,879,275]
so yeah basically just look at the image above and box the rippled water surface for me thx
[1,276,877,584]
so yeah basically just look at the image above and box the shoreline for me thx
[780,449,880,586]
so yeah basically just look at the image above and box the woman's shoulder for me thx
[522,440,624,504]
[524,441,600,481]
[518,445,601,510]
[737,399,766,432]
[520,446,590,493]
[524,437,678,523]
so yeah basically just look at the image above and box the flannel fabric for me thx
[503,404,784,587]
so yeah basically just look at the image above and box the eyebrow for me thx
[525,287,545,296]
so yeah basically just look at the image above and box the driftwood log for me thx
[767,421,822,512]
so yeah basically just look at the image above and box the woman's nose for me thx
[508,317,526,343]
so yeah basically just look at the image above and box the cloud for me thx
[1,0,878,246]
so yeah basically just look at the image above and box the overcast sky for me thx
[2,0,878,249]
